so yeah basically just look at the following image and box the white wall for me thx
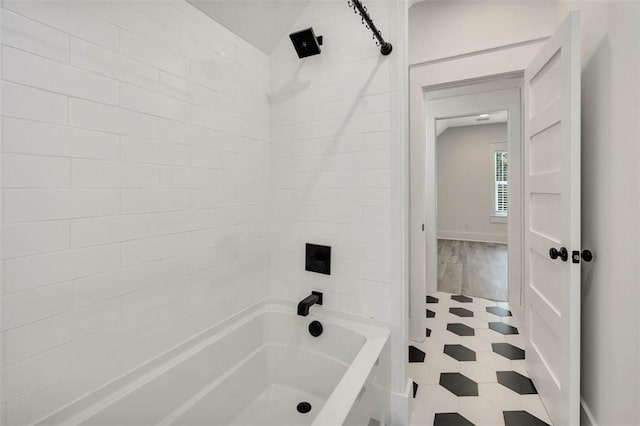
[567,2,640,424]
[0,1,270,423]
[437,123,507,243]
[268,0,408,404]
[408,0,559,65]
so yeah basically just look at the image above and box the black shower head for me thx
[289,27,323,58]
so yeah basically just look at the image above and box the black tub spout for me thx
[297,291,323,316]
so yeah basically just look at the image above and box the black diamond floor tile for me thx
[488,322,519,335]
[426,309,436,318]
[409,345,426,363]
[426,328,432,337]
[497,371,538,394]
[449,307,474,317]
[486,306,512,317]
[413,381,418,398]
[439,372,479,396]
[434,413,475,426]
[503,411,549,426]
[447,323,475,336]
[444,344,476,361]
[451,294,473,303]
[492,342,525,360]
[427,295,439,303]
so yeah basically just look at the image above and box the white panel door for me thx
[523,11,581,426]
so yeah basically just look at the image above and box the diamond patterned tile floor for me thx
[409,292,552,426]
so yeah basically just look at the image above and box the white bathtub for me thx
[40,300,390,426]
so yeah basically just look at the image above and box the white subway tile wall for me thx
[268,1,395,322]
[0,1,270,424]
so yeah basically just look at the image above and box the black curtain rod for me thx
[348,0,392,56]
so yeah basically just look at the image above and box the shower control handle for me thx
[549,247,568,262]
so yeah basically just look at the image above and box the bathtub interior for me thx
[57,306,382,426]
[169,344,348,425]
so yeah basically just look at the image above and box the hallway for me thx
[409,293,551,425]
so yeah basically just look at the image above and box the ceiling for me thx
[436,110,508,137]
[188,0,311,54]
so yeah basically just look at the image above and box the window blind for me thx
[495,151,508,215]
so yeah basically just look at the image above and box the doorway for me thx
[407,12,582,425]
[435,110,510,302]
[408,76,524,338]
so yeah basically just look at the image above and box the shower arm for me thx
[347,0,392,55]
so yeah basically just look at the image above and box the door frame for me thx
[426,82,523,303]
[408,41,548,341]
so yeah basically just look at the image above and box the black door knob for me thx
[549,247,568,262]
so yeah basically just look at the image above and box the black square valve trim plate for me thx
[305,243,331,275]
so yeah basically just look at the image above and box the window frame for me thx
[490,142,508,222]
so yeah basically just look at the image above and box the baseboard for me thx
[438,230,507,244]
[389,379,412,426]
[580,398,598,426]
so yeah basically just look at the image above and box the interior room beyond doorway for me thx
[436,111,509,302]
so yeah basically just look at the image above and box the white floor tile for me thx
[478,382,524,411]
[459,360,498,384]
[468,297,497,307]
[504,334,527,347]
[457,317,490,330]
[501,316,523,327]
[424,317,448,330]
[454,336,492,353]
[412,384,458,426]
[510,359,529,376]
[475,328,506,344]
[408,363,441,386]
[521,394,552,423]
[426,352,460,373]
[472,310,500,322]
[476,351,514,371]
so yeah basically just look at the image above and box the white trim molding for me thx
[389,379,412,426]
[490,215,508,224]
[407,40,541,341]
[438,232,508,245]
[580,398,598,426]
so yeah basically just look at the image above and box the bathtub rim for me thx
[36,298,390,426]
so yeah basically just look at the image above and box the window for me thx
[494,150,508,216]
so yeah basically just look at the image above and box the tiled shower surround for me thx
[267,0,406,401]
[269,2,396,330]
[0,1,270,423]
[0,0,405,423]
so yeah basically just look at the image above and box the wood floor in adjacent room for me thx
[437,239,508,302]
